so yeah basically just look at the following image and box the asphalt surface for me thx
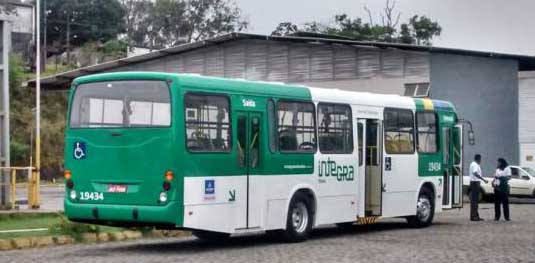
[1,203,535,263]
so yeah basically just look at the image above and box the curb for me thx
[0,230,191,251]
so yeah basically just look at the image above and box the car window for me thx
[519,169,531,179]
[522,167,534,176]
[510,167,520,178]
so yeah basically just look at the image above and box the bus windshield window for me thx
[70,80,171,128]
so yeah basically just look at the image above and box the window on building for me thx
[318,103,353,153]
[404,83,430,97]
[416,112,438,153]
[185,93,231,152]
[384,109,415,154]
[277,101,316,152]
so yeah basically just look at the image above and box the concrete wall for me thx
[430,53,519,176]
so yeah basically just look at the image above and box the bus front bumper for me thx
[64,199,182,227]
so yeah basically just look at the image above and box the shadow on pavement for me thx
[97,221,450,254]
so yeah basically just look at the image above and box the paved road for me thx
[13,185,64,211]
[2,203,535,263]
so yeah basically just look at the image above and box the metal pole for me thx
[34,0,41,209]
[43,0,47,67]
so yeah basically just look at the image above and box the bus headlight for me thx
[159,192,167,203]
[70,190,77,200]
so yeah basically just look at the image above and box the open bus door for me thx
[451,124,463,208]
[442,125,463,209]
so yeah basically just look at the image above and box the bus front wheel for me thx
[281,192,314,242]
[406,188,435,228]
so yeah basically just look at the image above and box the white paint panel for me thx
[519,72,535,144]
[520,143,535,169]
[183,176,247,233]
[381,192,415,218]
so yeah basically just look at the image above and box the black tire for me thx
[281,192,314,242]
[192,230,230,242]
[406,188,435,228]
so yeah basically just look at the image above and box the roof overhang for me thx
[28,32,535,90]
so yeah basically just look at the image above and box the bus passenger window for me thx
[185,93,231,152]
[384,109,415,154]
[277,101,316,152]
[416,112,438,153]
[318,103,353,154]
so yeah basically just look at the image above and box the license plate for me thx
[108,184,128,193]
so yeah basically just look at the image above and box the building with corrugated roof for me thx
[28,32,535,176]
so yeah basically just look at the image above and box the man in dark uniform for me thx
[469,154,488,221]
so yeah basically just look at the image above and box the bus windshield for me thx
[70,80,171,128]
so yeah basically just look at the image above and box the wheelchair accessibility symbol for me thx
[73,142,86,160]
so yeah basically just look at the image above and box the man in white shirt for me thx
[469,154,488,221]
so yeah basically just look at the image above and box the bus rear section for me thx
[64,78,181,227]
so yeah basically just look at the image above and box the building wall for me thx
[109,39,522,175]
[111,39,429,94]
[518,71,535,168]
[430,53,519,176]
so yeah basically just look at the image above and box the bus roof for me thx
[72,72,456,113]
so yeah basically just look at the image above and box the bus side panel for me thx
[182,176,247,233]
[313,153,359,225]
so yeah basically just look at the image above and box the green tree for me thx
[271,0,441,46]
[404,15,442,46]
[10,54,71,178]
[9,55,33,167]
[44,0,125,47]
[122,0,248,48]
[271,22,299,36]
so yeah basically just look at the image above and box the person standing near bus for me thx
[493,158,511,221]
[469,154,488,221]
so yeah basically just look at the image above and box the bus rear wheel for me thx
[192,230,230,242]
[281,192,314,242]
[406,188,434,228]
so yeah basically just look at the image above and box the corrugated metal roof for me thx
[28,32,535,90]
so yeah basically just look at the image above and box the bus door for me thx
[442,125,463,209]
[451,124,463,208]
[357,119,383,217]
[236,111,262,229]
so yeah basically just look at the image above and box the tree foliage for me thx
[44,0,126,47]
[122,0,248,48]
[271,0,441,46]
[10,54,71,178]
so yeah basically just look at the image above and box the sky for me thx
[235,0,535,56]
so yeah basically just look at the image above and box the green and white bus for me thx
[64,72,463,242]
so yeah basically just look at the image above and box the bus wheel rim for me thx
[417,196,431,221]
[291,202,308,233]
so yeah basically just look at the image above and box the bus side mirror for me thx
[468,130,475,145]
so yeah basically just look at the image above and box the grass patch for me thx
[0,212,123,240]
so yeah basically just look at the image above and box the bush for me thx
[49,215,100,242]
